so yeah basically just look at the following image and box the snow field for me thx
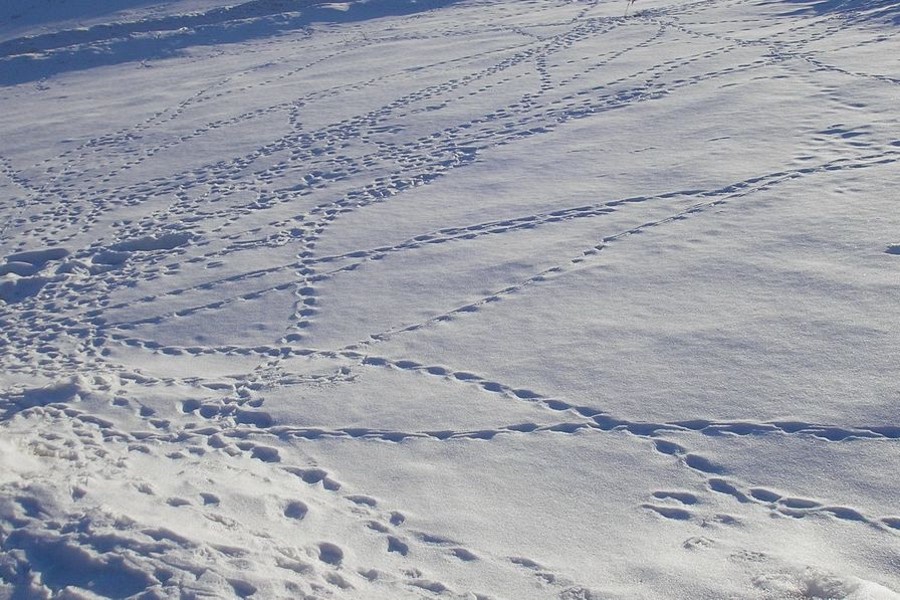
[1,0,899,597]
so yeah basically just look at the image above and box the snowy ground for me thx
[1,0,899,598]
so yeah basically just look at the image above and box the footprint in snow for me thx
[651,490,698,505]
[318,542,344,565]
[642,504,692,521]
[284,500,308,520]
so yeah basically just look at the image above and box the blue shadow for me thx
[0,0,463,86]
[775,0,900,23]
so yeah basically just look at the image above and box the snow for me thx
[1,0,899,598]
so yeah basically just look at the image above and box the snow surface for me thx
[1,0,899,598]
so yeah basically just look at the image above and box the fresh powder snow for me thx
[0,0,899,598]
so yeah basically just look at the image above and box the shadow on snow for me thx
[0,0,463,86]
[774,0,900,24]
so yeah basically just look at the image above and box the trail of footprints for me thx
[10,86,897,356]
[2,0,900,595]
[11,367,896,600]
[3,0,780,254]
[26,340,894,537]
[5,396,599,598]
[643,443,900,533]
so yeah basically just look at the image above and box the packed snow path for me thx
[1,0,899,598]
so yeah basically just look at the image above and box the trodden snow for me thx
[1,0,899,598]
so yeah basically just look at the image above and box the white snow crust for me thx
[1,0,899,598]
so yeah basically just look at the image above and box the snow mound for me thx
[754,568,900,600]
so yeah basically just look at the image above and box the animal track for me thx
[318,542,344,566]
[652,491,699,505]
[284,501,309,520]
[643,504,693,521]
[2,0,899,596]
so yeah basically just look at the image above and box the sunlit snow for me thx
[1,0,899,598]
